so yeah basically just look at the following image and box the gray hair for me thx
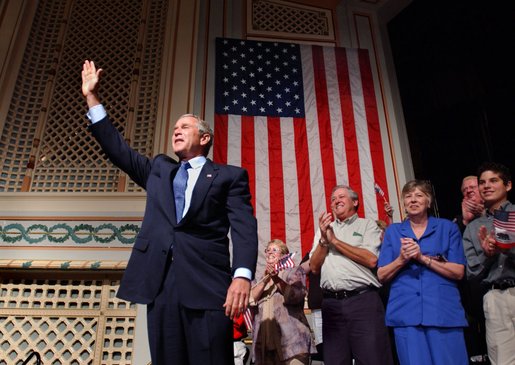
[179,113,214,155]
[331,185,359,201]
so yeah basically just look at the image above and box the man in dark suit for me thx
[81,60,258,364]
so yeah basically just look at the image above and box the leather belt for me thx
[322,286,376,300]
[490,279,515,291]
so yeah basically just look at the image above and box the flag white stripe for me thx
[347,48,376,218]
[227,115,242,167]
[254,116,271,247]
[301,45,326,230]
[324,47,349,186]
[281,118,301,249]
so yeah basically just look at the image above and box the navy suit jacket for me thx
[90,117,258,310]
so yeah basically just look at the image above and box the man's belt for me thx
[322,286,376,300]
[490,278,515,291]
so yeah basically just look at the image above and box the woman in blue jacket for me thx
[378,180,468,365]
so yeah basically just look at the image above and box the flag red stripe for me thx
[268,117,286,241]
[358,49,390,222]
[243,308,254,331]
[294,117,315,256]
[334,48,363,216]
[213,114,228,164]
[241,116,256,213]
[494,221,515,229]
[312,46,337,211]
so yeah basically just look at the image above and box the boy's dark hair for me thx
[477,162,512,185]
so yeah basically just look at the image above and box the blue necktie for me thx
[173,162,191,222]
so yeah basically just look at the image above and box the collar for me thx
[486,200,511,217]
[184,156,207,169]
[334,213,358,225]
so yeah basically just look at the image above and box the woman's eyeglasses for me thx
[264,247,281,254]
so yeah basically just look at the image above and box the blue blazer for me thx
[90,117,258,310]
[378,217,467,327]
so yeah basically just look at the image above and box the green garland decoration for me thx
[117,224,140,244]
[0,222,140,245]
[47,223,72,243]
[72,224,94,244]
[25,224,48,243]
[1,223,24,243]
[94,223,117,243]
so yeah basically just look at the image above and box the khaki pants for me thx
[483,287,515,365]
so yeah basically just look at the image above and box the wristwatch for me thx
[319,238,329,248]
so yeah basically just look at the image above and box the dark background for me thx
[388,0,514,219]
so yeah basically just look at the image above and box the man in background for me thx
[310,185,393,365]
[463,162,514,365]
[456,176,485,233]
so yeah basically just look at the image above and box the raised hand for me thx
[384,202,394,217]
[81,60,103,107]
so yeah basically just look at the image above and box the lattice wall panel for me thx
[127,0,168,192]
[250,0,334,39]
[0,276,137,365]
[0,0,168,192]
[0,1,67,192]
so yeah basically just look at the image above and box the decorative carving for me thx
[248,0,335,41]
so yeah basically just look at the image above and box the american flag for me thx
[493,210,515,249]
[374,182,387,202]
[274,252,296,271]
[243,307,255,332]
[214,38,390,259]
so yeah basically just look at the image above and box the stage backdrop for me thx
[214,37,389,259]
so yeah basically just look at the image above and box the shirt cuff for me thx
[86,104,107,123]
[233,268,252,281]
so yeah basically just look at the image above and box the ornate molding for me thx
[0,259,127,270]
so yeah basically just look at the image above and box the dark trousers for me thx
[322,290,393,365]
[147,260,233,365]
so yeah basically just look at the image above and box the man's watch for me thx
[319,238,329,248]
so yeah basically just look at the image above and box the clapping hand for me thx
[265,262,278,278]
[478,226,498,257]
[399,237,421,263]
[462,198,483,223]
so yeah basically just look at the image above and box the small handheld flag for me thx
[274,252,296,271]
[243,307,255,332]
[374,182,387,202]
[493,210,515,249]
